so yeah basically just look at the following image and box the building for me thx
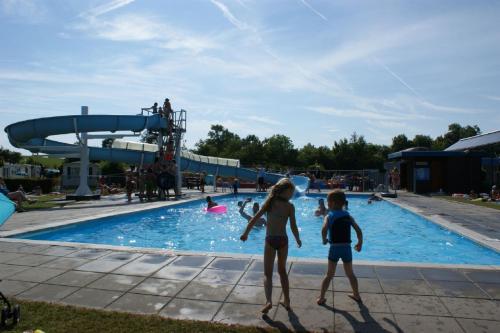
[0,163,42,179]
[61,161,101,188]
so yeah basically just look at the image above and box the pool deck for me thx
[0,190,499,332]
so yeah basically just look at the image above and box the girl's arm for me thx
[351,218,363,252]
[321,216,329,244]
[289,204,302,248]
[240,207,266,241]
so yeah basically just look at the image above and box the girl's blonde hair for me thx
[261,178,295,212]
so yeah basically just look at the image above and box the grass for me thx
[20,156,63,169]
[437,196,500,211]
[22,194,72,211]
[0,299,275,333]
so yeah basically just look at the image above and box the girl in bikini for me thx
[240,178,302,313]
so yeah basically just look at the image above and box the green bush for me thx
[4,178,58,194]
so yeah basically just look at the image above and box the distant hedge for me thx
[4,178,58,194]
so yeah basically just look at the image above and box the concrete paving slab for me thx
[0,252,27,264]
[8,267,66,283]
[0,279,37,296]
[477,283,500,300]
[213,303,271,328]
[14,244,52,254]
[0,264,30,279]
[62,288,123,309]
[66,248,110,260]
[375,267,423,280]
[194,268,243,285]
[131,278,188,297]
[394,314,465,333]
[336,265,378,278]
[465,270,500,284]
[335,292,391,313]
[17,283,78,302]
[159,298,222,321]
[439,297,500,320]
[428,280,490,298]
[207,258,251,271]
[99,251,142,262]
[247,259,291,272]
[289,262,327,276]
[226,285,281,305]
[40,257,91,270]
[284,288,332,308]
[5,254,58,267]
[74,258,128,273]
[334,311,400,333]
[169,255,214,268]
[107,293,170,314]
[289,273,332,290]
[176,281,233,302]
[273,304,334,332]
[87,274,145,292]
[333,277,382,293]
[40,246,79,257]
[113,254,173,276]
[419,268,469,282]
[46,270,104,287]
[385,294,450,316]
[153,265,202,281]
[238,270,282,287]
[456,318,500,333]
[379,279,435,295]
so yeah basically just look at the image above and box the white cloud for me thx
[0,0,47,23]
[245,115,283,126]
[298,0,327,22]
[210,0,249,30]
[80,0,135,18]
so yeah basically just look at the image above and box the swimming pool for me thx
[13,194,500,265]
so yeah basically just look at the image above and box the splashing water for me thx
[291,175,310,197]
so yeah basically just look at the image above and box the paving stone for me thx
[385,294,450,316]
[5,254,58,267]
[0,263,30,279]
[131,278,188,297]
[208,258,251,271]
[40,246,79,257]
[195,268,243,285]
[99,251,142,262]
[283,288,332,308]
[456,318,500,333]
[159,298,222,321]
[66,249,110,260]
[87,274,145,292]
[394,314,464,333]
[40,257,90,270]
[17,283,78,302]
[0,252,27,264]
[238,270,282,287]
[153,265,202,281]
[465,270,500,284]
[428,280,490,298]
[289,273,331,290]
[273,303,334,332]
[289,262,327,275]
[0,279,37,296]
[46,270,104,287]
[334,311,400,333]
[8,267,65,283]
[107,293,170,314]
[333,277,382,293]
[113,254,172,276]
[227,285,282,305]
[477,283,500,300]
[375,267,423,280]
[170,255,214,268]
[335,292,391,313]
[62,288,123,309]
[379,279,435,295]
[74,259,128,273]
[177,281,233,301]
[15,244,52,254]
[213,303,272,328]
[419,268,469,282]
[439,297,500,320]
[247,259,291,273]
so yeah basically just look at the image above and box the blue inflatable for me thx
[0,193,15,227]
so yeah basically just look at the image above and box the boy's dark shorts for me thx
[328,244,352,263]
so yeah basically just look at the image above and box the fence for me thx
[289,169,388,192]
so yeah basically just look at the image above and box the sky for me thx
[1,0,500,154]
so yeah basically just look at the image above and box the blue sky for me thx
[1,0,500,153]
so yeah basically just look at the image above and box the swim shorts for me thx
[328,244,352,263]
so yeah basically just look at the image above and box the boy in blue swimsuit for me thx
[317,189,363,305]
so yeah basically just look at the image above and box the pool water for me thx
[15,194,500,265]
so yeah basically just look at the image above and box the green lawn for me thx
[22,194,73,211]
[437,196,500,211]
[1,299,275,333]
[20,156,63,169]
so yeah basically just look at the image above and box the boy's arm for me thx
[238,201,252,221]
[289,204,302,248]
[321,216,329,245]
[351,218,363,252]
[240,207,266,241]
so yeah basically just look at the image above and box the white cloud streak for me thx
[80,0,135,18]
[298,0,327,21]
[210,0,249,30]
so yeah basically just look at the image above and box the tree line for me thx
[193,123,482,171]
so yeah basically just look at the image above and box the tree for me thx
[238,135,264,166]
[433,123,481,150]
[0,147,22,164]
[412,135,433,149]
[391,134,412,152]
[262,135,297,168]
[194,125,241,157]
[100,161,126,175]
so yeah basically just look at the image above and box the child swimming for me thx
[238,198,266,227]
[206,196,217,209]
[240,178,302,313]
[314,198,327,216]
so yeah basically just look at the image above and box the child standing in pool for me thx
[240,178,302,313]
[317,189,363,305]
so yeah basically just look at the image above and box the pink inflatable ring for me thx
[204,205,227,214]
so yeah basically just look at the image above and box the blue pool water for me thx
[14,194,500,265]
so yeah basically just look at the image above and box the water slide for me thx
[0,193,15,226]
[4,114,297,185]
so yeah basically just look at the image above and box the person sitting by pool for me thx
[491,185,499,201]
[315,198,327,216]
[206,196,217,209]
[238,198,266,227]
[0,177,34,211]
[469,190,478,199]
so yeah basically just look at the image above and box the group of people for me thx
[239,179,363,313]
[0,177,35,212]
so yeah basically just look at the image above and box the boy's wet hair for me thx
[328,189,346,204]
[206,196,212,202]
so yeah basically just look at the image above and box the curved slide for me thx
[4,114,296,184]
[0,193,15,226]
